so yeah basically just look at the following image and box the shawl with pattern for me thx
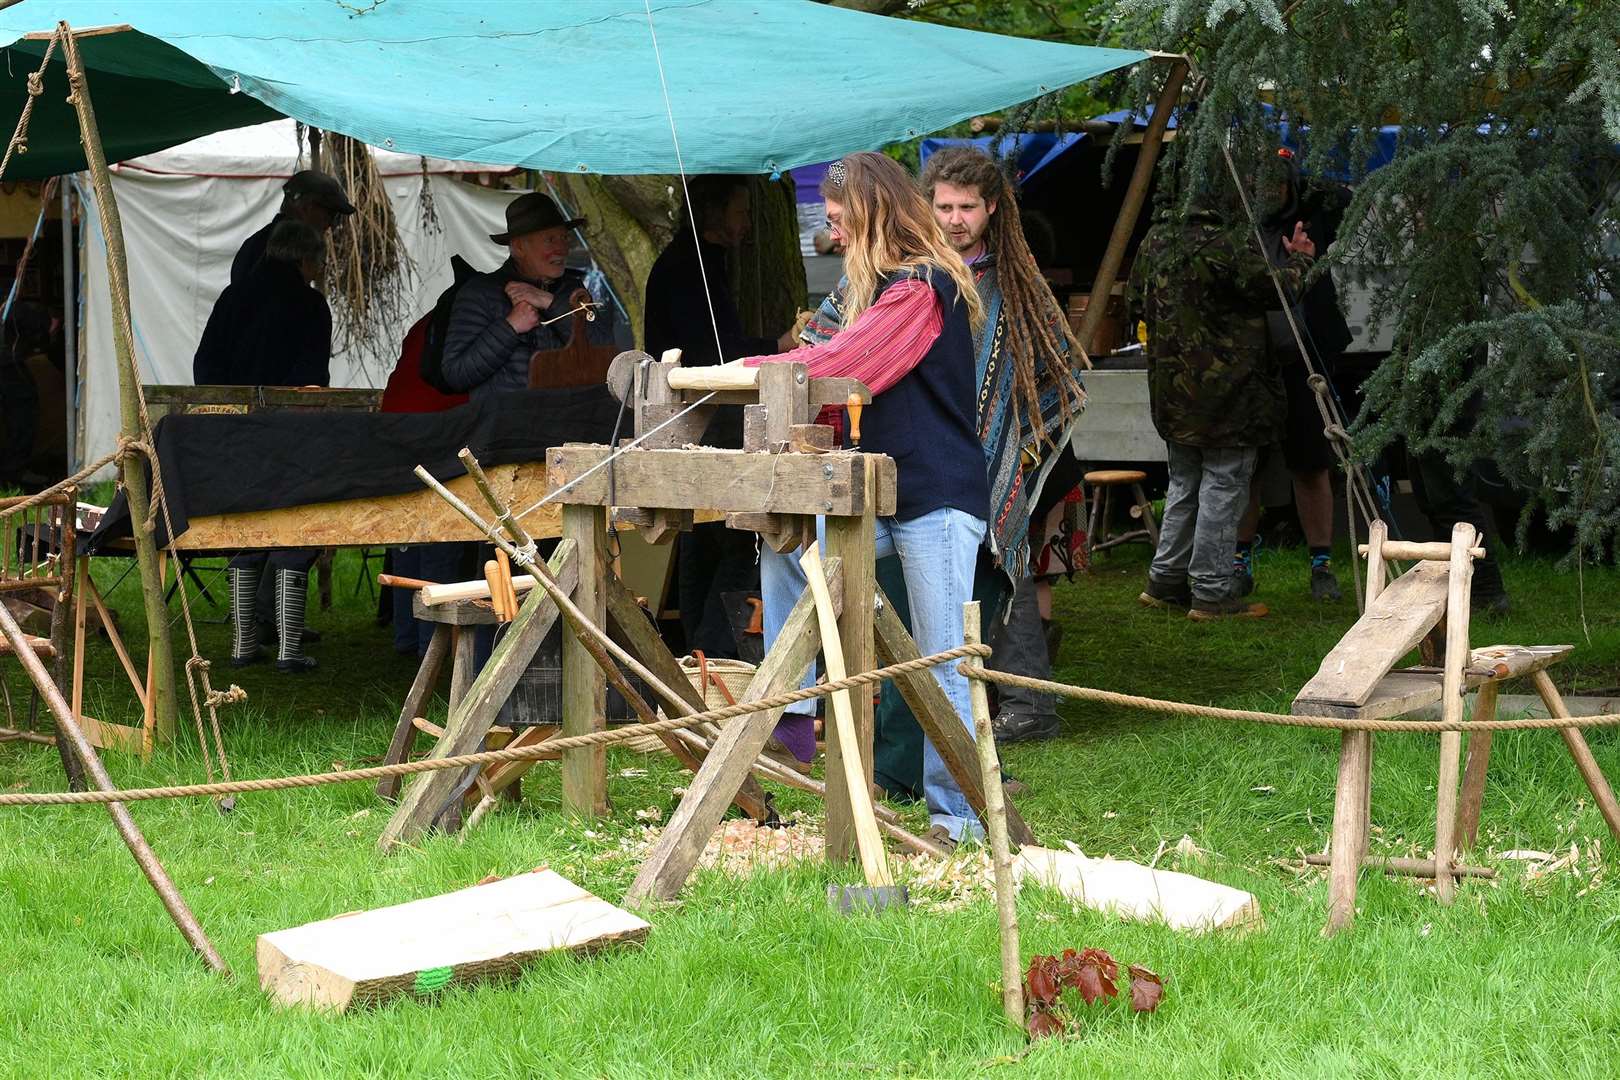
[801,254,1083,582]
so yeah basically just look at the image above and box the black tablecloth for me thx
[90,386,623,551]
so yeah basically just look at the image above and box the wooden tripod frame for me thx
[1294,520,1620,934]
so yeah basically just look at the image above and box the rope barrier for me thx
[0,644,989,807]
[959,663,1620,733]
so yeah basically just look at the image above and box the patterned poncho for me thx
[801,254,1083,582]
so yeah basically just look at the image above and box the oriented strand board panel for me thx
[257,869,650,1010]
[172,462,559,551]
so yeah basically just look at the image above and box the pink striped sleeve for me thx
[742,279,940,396]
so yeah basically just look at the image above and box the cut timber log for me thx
[1016,846,1261,933]
[257,869,649,1011]
[1294,560,1453,711]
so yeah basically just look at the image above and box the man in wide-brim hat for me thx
[442,192,620,400]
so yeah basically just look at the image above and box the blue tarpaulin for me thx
[0,0,1146,177]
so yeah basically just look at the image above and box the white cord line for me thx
[644,0,728,369]
[512,389,718,521]
[539,300,601,327]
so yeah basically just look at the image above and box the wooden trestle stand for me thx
[1294,521,1620,934]
[378,351,1035,902]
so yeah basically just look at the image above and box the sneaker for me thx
[991,710,1061,744]
[230,645,270,668]
[276,656,319,674]
[1233,568,1255,597]
[1138,577,1192,612]
[1310,564,1344,603]
[923,824,958,853]
[1188,595,1269,621]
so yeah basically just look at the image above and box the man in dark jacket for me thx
[644,176,796,658]
[1131,187,1313,620]
[194,219,332,673]
[441,193,619,400]
[230,170,354,285]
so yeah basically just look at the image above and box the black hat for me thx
[283,170,356,215]
[490,193,585,245]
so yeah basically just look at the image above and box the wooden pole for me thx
[1532,670,1620,845]
[1304,854,1495,880]
[0,598,228,974]
[965,602,1024,1030]
[1075,55,1188,349]
[801,544,891,887]
[59,23,177,741]
[1454,680,1499,851]
[1432,522,1476,903]
[1324,519,1385,935]
[822,463,877,865]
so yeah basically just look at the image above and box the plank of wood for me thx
[378,542,577,854]
[759,362,811,447]
[1432,522,1477,903]
[1294,559,1454,710]
[171,462,559,551]
[144,384,381,410]
[376,624,451,802]
[1016,846,1261,933]
[544,446,897,518]
[627,558,842,903]
[257,869,649,1011]
[801,545,890,886]
[601,574,773,821]
[561,506,609,819]
[872,589,1036,848]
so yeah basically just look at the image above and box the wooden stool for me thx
[375,595,558,825]
[1294,522,1620,933]
[1083,469,1159,557]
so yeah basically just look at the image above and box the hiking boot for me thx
[991,710,1060,744]
[1188,595,1269,621]
[1138,577,1192,612]
[923,825,958,853]
[1310,564,1344,603]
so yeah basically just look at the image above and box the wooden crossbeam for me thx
[377,542,577,854]
[873,590,1037,848]
[627,558,843,904]
[544,446,896,518]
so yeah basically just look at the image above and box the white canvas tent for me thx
[72,120,526,470]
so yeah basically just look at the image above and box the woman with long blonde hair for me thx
[736,151,991,847]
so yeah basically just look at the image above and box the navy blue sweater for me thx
[860,269,988,523]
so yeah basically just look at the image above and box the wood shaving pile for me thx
[901,848,997,912]
[694,815,825,873]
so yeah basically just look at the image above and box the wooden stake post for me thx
[1296,523,1618,933]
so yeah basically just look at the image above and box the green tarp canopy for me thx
[0,0,1146,178]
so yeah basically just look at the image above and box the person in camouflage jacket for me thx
[1129,197,1314,618]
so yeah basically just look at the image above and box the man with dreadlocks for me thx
[800,147,1089,786]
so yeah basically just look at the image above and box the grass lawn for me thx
[3,542,1620,1078]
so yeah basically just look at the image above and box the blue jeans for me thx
[761,507,988,841]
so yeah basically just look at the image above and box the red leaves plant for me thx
[1023,948,1164,1040]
